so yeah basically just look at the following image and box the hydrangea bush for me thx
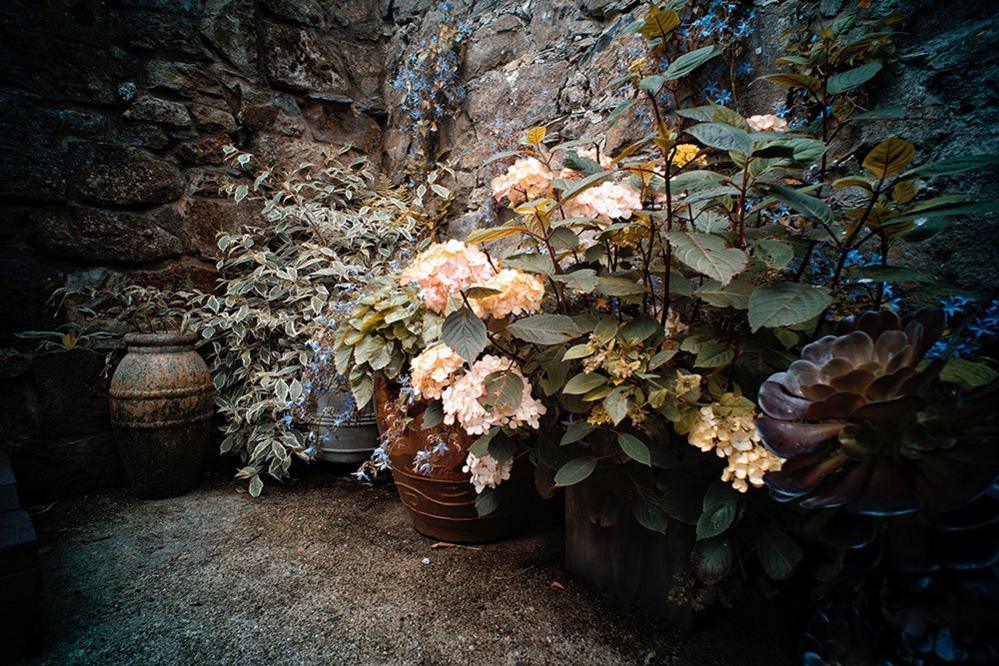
[339,1,999,660]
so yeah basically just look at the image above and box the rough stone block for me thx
[30,205,183,264]
[31,350,111,441]
[123,95,193,127]
[66,140,185,206]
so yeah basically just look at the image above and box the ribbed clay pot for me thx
[109,332,214,499]
[373,378,532,544]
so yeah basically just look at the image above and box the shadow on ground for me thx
[19,467,797,665]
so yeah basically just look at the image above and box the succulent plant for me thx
[756,309,999,516]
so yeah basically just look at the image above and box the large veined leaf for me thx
[618,433,651,466]
[556,171,615,210]
[663,44,721,81]
[694,279,753,309]
[766,183,833,226]
[507,314,583,344]
[554,268,598,293]
[475,488,500,516]
[668,232,748,285]
[826,61,882,95]
[760,73,822,94]
[906,154,999,177]
[940,357,999,388]
[596,276,646,296]
[563,372,607,395]
[633,499,669,534]
[748,282,831,331]
[479,371,524,411]
[465,226,529,244]
[692,537,732,584]
[560,421,596,445]
[756,525,803,580]
[686,122,753,155]
[554,456,598,486]
[639,6,679,40]
[441,307,487,361]
[862,137,916,179]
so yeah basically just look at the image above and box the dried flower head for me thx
[470,269,545,319]
[491,157,553,205]
[410,343,464,400]
[746,114,789,132]
[463,452,513,493]
[441,355,546,435]
[562,181,642,221]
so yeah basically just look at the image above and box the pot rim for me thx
[124,331,199,347]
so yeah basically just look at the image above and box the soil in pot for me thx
[109,332,213,499]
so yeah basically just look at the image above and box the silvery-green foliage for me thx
[184,147,430,495]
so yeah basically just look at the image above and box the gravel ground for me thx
[20,467,797,665]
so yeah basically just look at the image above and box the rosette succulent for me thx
[756,310,999,516]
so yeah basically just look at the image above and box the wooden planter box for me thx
[565,482,695,628]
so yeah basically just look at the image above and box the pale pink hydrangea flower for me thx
[462,452,513,494]
[410,343,464,400]
[561,181,642,222]
[746,114,789,132]
[470,269,545,319]
[441,355,546,436]
[490,157,553,205]
[399,240,496,313]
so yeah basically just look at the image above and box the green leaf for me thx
[554,456,598,487]
[759,73,822,94]
[863,137,916,179]
[248,474,263,498]
[906,154,999,178]
[696,502,737,539]
[633,499,668,534]
[940,357,999,388]
[469,428,498,457]
[562,151,603,177]
[663,44,721,81]
[507,314,583,344]
[756,525,803,580]
[694,340,735,368]
[596,276,646,296]
[826,61,882,95]
[465,226,529,244]
[753,240,794,270]
[686,122,753,155]
[620,316,659,342]
[604,388,628,425]
[766,183,833,226]
[668,232,748,285]
[648,349,678,370]
[556,170,615,210]
[638,75,667,93]
[748,282,832,331]
[618,432,651,466]
[639,6,679,40]
[441,307,487,362]
[691,537,732,584]
[421,401,443,429]
[475,488,500,516]
[479,371,524,412]
[553,268,598,293]
[562,343,594,361]
[564,372,607,395]
[561,422,596,446]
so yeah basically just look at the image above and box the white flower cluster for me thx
[688,401,783,493]
[462,452,513,494]
[490,157,553,205]
[410,343,464,400]
[441,355,546,436]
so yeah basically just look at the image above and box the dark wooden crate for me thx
[565,483,695,628]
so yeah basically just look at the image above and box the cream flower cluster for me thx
[688,401,783,493]
[410,343,464,400]
[746,114,789,132]
[491,157,553,205]
[470,269,545,319]
[441,355,546,436]
[562,181,642,221]
[399,240,495,313]
[462,452,513,494]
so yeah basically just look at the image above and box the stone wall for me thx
[0,0,390,499]
[2,0,996,500]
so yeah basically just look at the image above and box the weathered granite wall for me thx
[2,0,996,500]
[0,0,390,499]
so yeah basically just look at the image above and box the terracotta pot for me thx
[109,332,213,499]
[304,388,378,464]
[373,378,533,543]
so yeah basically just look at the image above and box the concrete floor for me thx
[20,468,796,665]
